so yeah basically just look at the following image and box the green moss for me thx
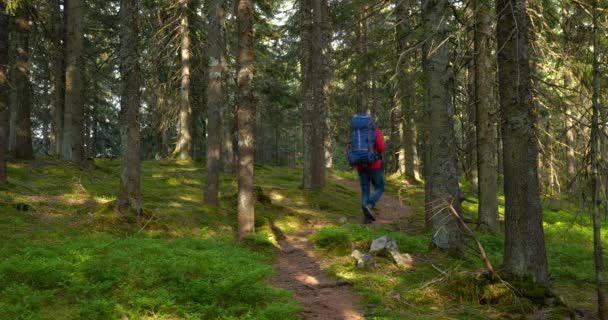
[1,160,602,319]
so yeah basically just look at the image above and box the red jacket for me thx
[357,128,385,171]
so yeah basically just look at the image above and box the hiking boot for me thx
[363,204,376,221]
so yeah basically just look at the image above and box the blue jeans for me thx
[358,168,384,209]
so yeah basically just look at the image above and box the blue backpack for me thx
[348,113,377,167]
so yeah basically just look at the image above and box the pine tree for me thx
[497,0,549,284]
[205,0,226,206]
[0,0,9,183]
[61,0,85,162]
[116,0,143,214]
[236,0,255,240]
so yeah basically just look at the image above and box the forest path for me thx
[271,174,413,319]
[333,174,413,228]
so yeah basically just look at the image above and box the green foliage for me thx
[312,226,352,249]
[2,160,606,319]
[0,161,300,319]
[0,236,298,319]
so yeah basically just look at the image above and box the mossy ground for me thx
[0,160,603,319]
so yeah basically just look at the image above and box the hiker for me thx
[347,113,385,224]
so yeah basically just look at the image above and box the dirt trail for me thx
[333,175,412,228]
[271,176,413,319]
[272,225,365,320]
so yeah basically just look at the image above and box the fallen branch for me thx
[306,280,352,290]
[432,264,449,276]
[446,201,499,280]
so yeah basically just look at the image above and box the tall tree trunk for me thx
[116,0,142,214]
[173,0,193,160]
[544,115,559,194]
[312,0,327,185]
[396,0,419,182]
[465,56,477,187]
[322,0,332,169]
[205,0,226,206]
[591,0,607,316]
[50,0,65,156]
[355,5,370,114]
[222,105,235,173]
[422,0,463,252]
[389,106,399,174]
[12,6,33,160]
[236,0,255,240]
[61,0,85,162]
[302,0,326,190]
[324,117,333,168]
[151,11,168,160]
[0,1,8,183]
[497,0,548,284]
[564,74,575,193]
[474,0,499,232]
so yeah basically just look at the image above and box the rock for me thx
[369,235,413,268]
[369,235,398,255]
[351,249,375,268]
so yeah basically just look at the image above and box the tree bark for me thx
[205,0,226,206]
[465,57,477,187]
[222,105,235,173]
[301,0,326,190]
[173,0,193,160]
[50,0,65,156]
[497,0,549,284]
[422,0,463,252]
[396,0,420,182]
[116,0,142,214]
[12,6,33,160]
[591,0,607,316]
[322,0,332,169]
[355,4,370,114]
[563,74,575,193]
[474,0,499,232]
[0,1,8,183]
[236,0,255,240]
[61,0,85,162]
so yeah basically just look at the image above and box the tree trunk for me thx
[222,105,235,173]
[12,6,33,160]
[422,0,463,252]
[563,74,575,193]
[474,0,499,232]
[50,0,65,156]
[205,0,226,206]
[396,0,419,182]
[355,5,370,114]
[497,0,548,284]
[591,0,607,316]
[116,0,142,214]
[465,56,477,187]
[322,0,332,169]
[236,0,255,240]
[302,0,326,190]
[324,117,333,168]
[173,0,193,160]
[0,1,8,183]
[61,0,85,162]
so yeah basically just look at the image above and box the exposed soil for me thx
[333,175,412,228]
[272,225,366,320]
[271,175,413,319]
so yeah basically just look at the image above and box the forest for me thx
[0,0,607,318]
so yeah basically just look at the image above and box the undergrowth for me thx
[1,160,604,319]
[0,160,299,319]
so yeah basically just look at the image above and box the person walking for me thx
[347,113,385,224]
